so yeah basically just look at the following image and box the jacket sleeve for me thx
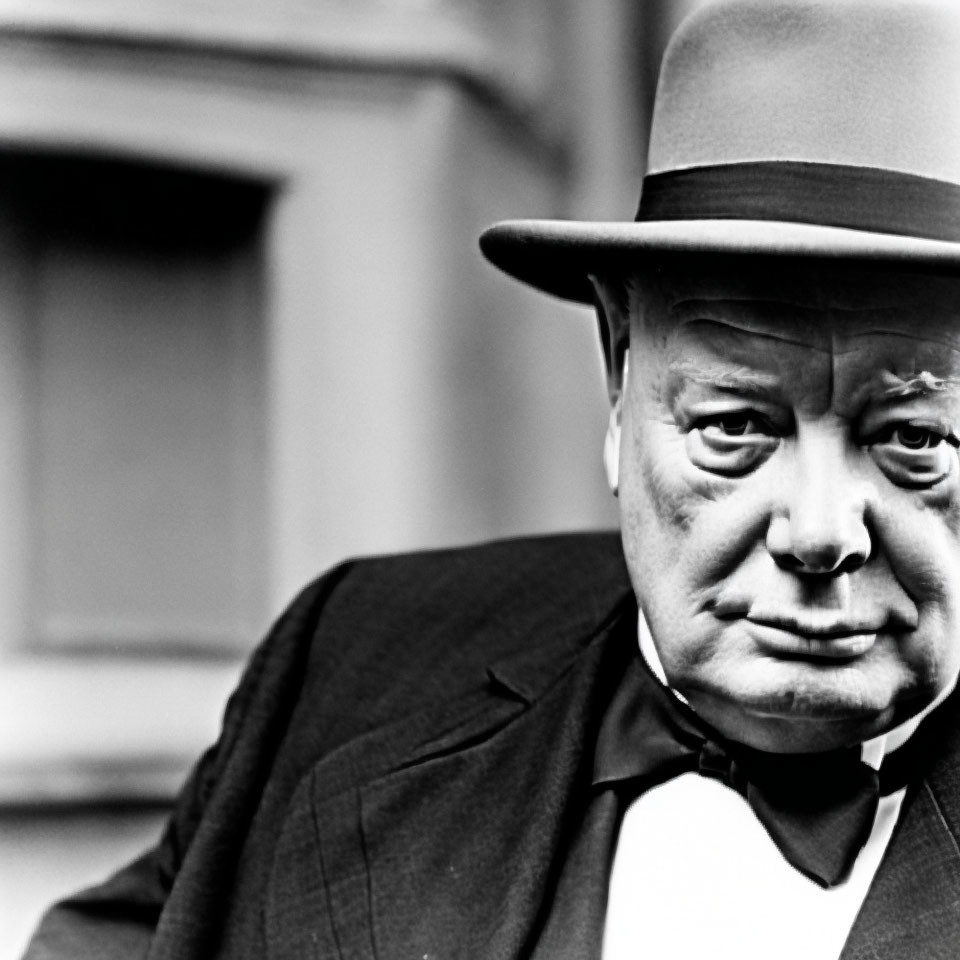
[20,562,352,960]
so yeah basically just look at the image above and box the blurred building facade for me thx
[0,0,706,952]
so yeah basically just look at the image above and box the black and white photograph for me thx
[4,1,960,958]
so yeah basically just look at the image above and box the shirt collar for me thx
[636,608,959,771]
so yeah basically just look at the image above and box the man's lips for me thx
[746,610,885,637]
[740,619,879,659]
[710,600,889,659]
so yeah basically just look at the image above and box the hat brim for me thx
[479,218,960,304]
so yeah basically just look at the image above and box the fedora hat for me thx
[480,0,960,303]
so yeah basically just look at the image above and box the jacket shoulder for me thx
[341,530,629,626]
[299,531,631,737]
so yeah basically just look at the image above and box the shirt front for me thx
[600,614,956,960]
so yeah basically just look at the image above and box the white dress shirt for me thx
[601,615,956,960]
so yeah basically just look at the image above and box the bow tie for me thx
[593,655,919,889]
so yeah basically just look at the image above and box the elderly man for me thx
[24,0,960,958]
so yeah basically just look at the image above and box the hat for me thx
[480,0,960,304]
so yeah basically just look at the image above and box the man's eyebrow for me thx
[874,371,960,400]
[667,359,780,395]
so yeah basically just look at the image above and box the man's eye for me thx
[889,425,946,450]
[686,411,779,476]
[868,423,960,488]
[704,413,753,436]
[698,412,774,437]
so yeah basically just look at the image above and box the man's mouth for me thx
[707,595,901,659]
[740,615,880,660]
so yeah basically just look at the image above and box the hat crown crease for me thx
[649,0,960,185]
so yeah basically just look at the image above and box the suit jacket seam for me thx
[311,765,348,960]
[352,747,379,960]
[206,559,357,799]
[158,560,359,959]
[922,777,960,861]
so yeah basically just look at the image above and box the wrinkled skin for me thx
[597,257,960,753]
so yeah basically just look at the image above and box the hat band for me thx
[636,161,960,242]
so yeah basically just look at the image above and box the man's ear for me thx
[603,350,628,496]
[590,275,631,497]
[590,275,631,404]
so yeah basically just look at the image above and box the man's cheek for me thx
[622,422,715,532]
[621,429,744,608]
[877,496,960,601]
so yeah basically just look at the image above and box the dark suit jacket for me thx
[24,533,960,960]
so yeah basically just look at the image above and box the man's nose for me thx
[765,428,872,575]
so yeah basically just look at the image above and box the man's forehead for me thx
[666,320,960,397]
[665,302,960,356]
[655,316,960,417]
[632,259,960,354]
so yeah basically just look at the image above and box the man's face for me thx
[612,258,960,753]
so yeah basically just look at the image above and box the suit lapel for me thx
[364,621,626,960]
[842,693,960,960]
[266,565,960,960]
[276,596,633,960]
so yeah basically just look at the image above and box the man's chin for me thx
[683,674,902,753]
